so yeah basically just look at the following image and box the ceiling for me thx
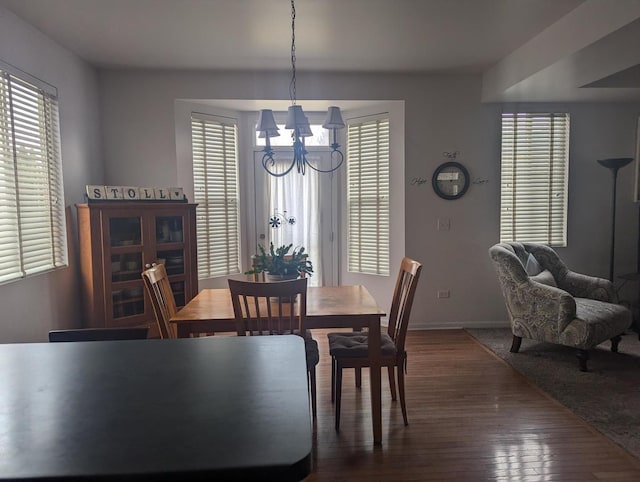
[1,0,640,102]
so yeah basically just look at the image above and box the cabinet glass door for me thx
[169,280,186,308]
[158,249,184,276]
[155,214,187,307]
[111,252,143,282]
[109,217,142,247]
[108,215,145,320]
[156,216,184,244]
[112,285,145,319]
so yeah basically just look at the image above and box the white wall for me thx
[0,7,103,342]
[1,10,637,342]
[96,67,640,329]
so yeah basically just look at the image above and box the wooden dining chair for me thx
[48,327,149,342]
[228,277,319,418]
[327,257,422,430]
[142,263,178,339]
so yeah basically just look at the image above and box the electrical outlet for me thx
[437,290,450,299]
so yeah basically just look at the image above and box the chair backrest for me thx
[386,257,423,353]
[48,327,149,342]
[489,243,530,288]
[228,278,308,336]
[489,242,569,289]
[520,242,569,283]
[141,264,178,339]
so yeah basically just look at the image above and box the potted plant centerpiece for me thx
[245,242,313,281]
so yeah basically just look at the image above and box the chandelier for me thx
[256,0,345,177]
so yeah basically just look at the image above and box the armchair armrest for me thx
[559,271,615,302]
[509,280,577,335]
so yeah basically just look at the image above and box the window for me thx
[0,63,67,284]
[191,113,240,278]
[346,115,390,275]
[500,112,570,247]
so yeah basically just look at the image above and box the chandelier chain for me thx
[256,0,344,176]
[289,0,297,105]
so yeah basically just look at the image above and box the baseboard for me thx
[408,320,510,330]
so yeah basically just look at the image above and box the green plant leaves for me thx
[244,242,313,277]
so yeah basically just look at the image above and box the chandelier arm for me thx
[292,135,307,175]
[306,149,345,174]
[297,154,306,175]
[262,152,297,177]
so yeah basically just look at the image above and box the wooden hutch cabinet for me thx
[76,202,198,337]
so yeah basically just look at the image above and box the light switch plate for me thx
[437,218,451,231]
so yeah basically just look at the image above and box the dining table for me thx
[171,284,387,445]
[0,335,312,481]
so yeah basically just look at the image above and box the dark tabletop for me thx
[0,336,312,481]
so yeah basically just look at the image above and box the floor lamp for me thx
[597,157,634,281]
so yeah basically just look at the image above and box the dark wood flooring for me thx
[304,329,640,481]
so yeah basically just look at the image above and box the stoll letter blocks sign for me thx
[86,185,185,202]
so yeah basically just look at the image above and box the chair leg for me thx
[610,335,622,353]
[387,366,397,401]
[331,357,336,403]
[335,362,343,431]
[308,367,317,419]
[577,349,589,372]
[397,361,408,426]
[352,327,363,388]
[510,335,522,353]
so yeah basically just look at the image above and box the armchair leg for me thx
[510,335,522,353]
[577,349,589,372]
[610,335,622,353]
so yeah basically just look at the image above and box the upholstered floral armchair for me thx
[489,242,632,371]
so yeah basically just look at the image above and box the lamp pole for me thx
[597,157,633,281]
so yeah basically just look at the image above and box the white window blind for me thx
[500,112,570,247]
[0,65,67,284]
[191,114,240,278]
[347,115,390,275]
